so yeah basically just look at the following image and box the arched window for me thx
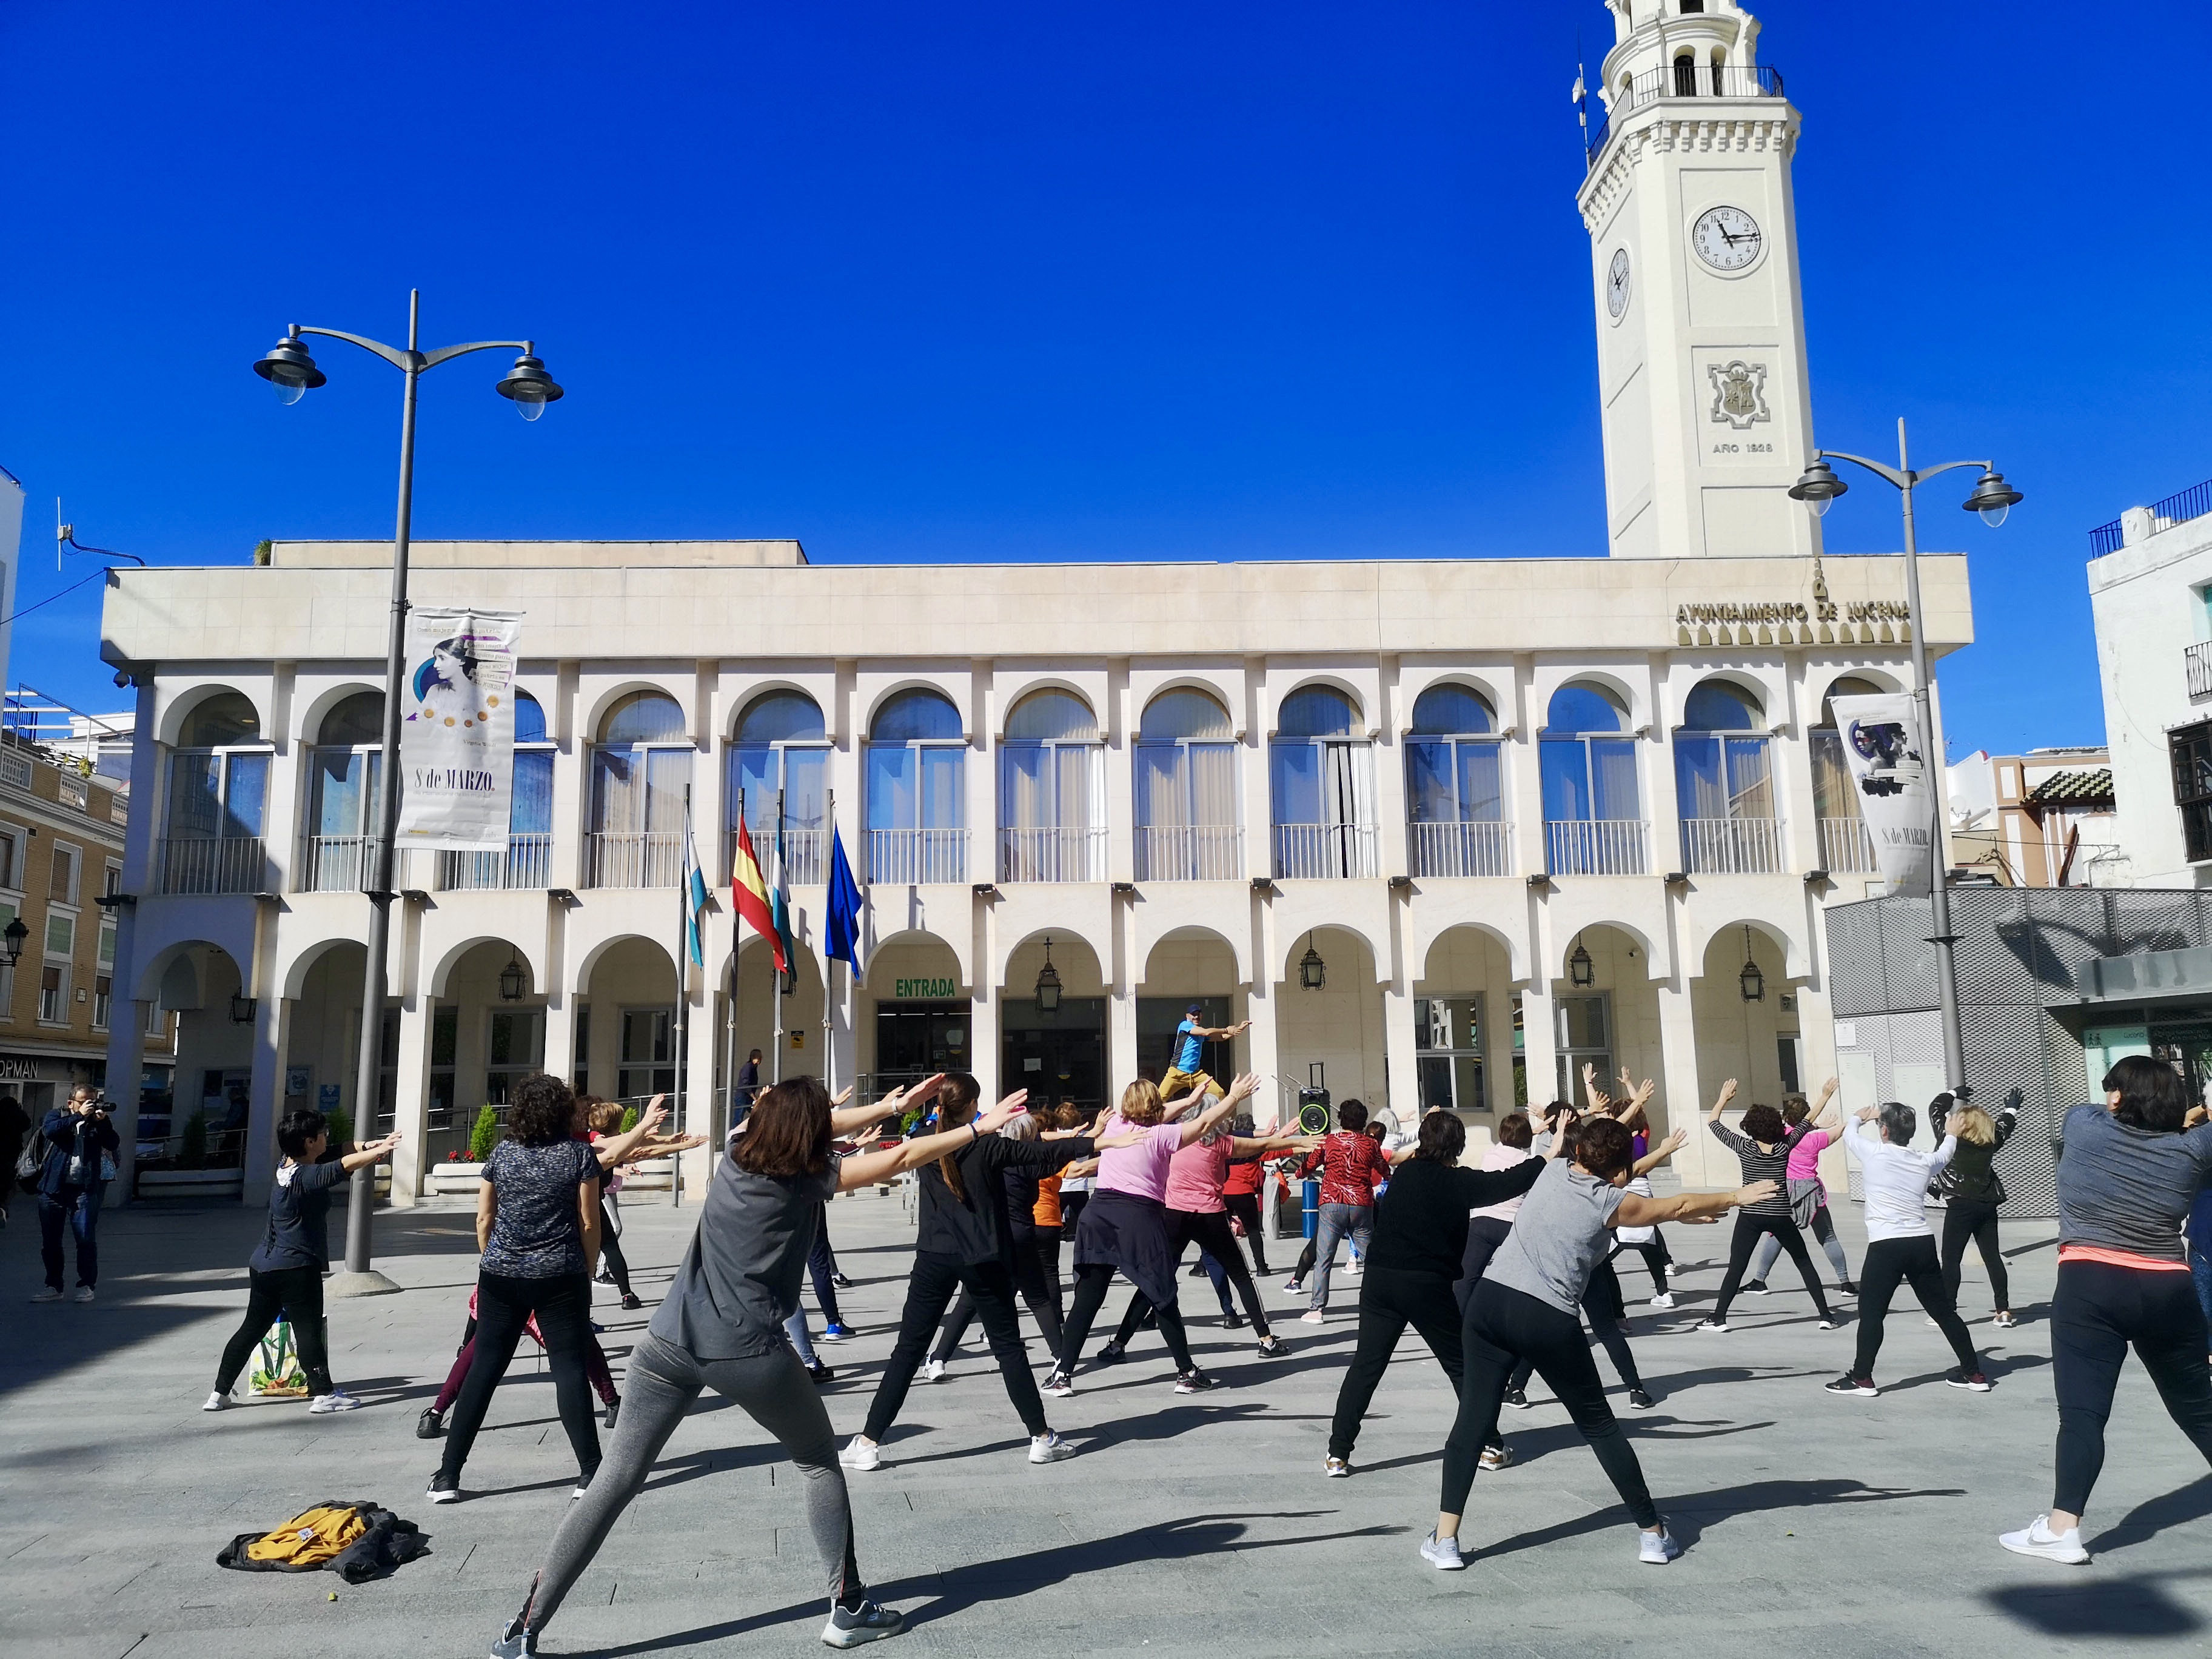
[1540,684,1644,874]
[1812,676,1883,871]
[1270,686,1375,879]
[303,692,386,892]
[1675,678,1778,873]
[161,691,271,894]
[441,691,554,891]
[1000,691,1104,883]
[1135,689,1239,881]
[589,691,692,887]
[729,691,829,884]
[1672,51,1697,96]
[1407,685,1507,877]
[868,689,965,883]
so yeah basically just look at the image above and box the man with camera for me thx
[31,1085,119,1304]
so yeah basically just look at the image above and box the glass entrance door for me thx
[1004,997,1105,1114]
[875,1002,970,1095]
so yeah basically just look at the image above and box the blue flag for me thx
[826,826,865,973]
[681,833,708,969]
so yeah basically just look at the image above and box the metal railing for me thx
[1819,816,1879,874]
[999,825,1107,884]
[1586,62,1784,168]
[1272,822,1379,880]
[2190,642,2212,702]
[298,835,376,893]
[155,836,268,896]
[1133,824,1242,882]
[437,833,554,891]
[1544,819,1648,876]
[2090,477,2212,557]
[730,826,825,887]
[585,831,686,888]
[1680,816,1783,875]
[1408,820,1515,879]
[867,827,967,885]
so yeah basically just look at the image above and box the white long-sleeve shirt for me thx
[1844,1117,1957,1242]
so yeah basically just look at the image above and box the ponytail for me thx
[934,1073,981,1202]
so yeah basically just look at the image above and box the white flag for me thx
[397,607,524,851]
[1829,692,1935,894]
[1570,70,1586,103]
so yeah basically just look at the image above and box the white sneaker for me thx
[307,1390,363,1414]
[2000,1514,2089,1565]
[1695,1318,1729,1333]
[1419,1530,1465,1570]
[1298,1309,1326,1325]
[1028,1431,1076,1464]
[1649,1292,1675,1309]
[1324,1456,1350,1478]
[202,1390,232,1412]
[922,1359,947,1384]
[1347,1260,1362,1276]
[839,1436,882,1472]
[72,1286,95,1304]
[1479,1443,1514,1472]
[1638,1525,1683,1565]
[30,1286,61,1303]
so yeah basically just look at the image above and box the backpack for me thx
[15,1125,50,1195]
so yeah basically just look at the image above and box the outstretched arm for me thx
[595,1098,669,1168]
[1630,1127,1687,1179]
[1158,1087,1210,1124]
[1706,1078,1738,1123]
[831,1074,945,1141]
[1614,1178,1775,1229]
[836,1091,1027,1189]
[339,1130,403,1172]
[1176,1074,1261,1148]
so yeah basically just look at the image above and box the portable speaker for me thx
[1296,1062,1330,1134]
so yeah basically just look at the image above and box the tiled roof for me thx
[2027,768,2114,806]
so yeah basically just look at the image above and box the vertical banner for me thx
[1829,691,1934,894]
[397,607,523,851]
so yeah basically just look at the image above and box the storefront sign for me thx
[893,977,959,999]
[0,1054,65,1081]
[397,606,523,851]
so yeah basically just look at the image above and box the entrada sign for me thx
[893,977,959,999]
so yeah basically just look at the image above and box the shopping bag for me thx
[250,1318,311,1398]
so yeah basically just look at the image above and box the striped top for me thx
[1708,1122,1792,1216]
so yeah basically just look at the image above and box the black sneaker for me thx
[1743,1280,1771,1296]
[1945,1368,1994,1393]
[1257,1335,1290,1359]
[1501,1386,1530,1410]
[1174,1369,1217,1394]
[620,1292,643,1312]
[1096,1341,1125,1366]
[1222,1312,1245,1330]
[822,1598,903,1649]
[603,1394,620,1429]
[1188,1261,1210,1278]
[415,1406,445,1439]
[1823,1373,1878,1398]
[1837,1280,1858,1295]
[831,1272,856,1290]
[426,1471,462,1504]
[1041,1369,1075,1398]
[1627,1387,1656,1410]
[806,1361,836,1385]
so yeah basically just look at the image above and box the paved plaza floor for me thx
[5,1184,2212,1658]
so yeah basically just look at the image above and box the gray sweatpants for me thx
[1749,1202,1851,1286]
[516,1330,860,1635]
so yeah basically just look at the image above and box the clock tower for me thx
[1577,0,1819,561]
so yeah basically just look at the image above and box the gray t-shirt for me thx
[1486,1160,1627,1315]
[651,1154,843,1360]
[2059,1104,2212,1262]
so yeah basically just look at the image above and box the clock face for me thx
[1691,205,1763,272]
[1606,248,1631,319]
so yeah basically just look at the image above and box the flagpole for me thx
[773,785,786,1086]
[825,788,837,1099]
[672,786,691,1209]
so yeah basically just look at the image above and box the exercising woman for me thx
[1044,1074,1260,1398]
[843,1075,1118,1472]
[1696,1081,1838,1333]
[2000,1057,2212,1566]
[1940,1088,2019,1327]
[487,1075,1008,1656]
[922,1107,1074,1379]
[1424,1110,1773,1571]
[1742,1079,1854,1298]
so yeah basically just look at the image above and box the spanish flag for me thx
[731,816,786,976]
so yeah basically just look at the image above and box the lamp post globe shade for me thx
[1963,470,2023,529]
[253,334,326,406]
[1788,458,1848,520]
[0,916,25,967]
[496,353,563,421]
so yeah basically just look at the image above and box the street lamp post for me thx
[256,290,561,1295]
[1789,417,2020,1090]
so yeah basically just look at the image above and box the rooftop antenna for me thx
[55,501,146,572]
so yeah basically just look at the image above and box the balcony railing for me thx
[2188,641,2212,702]
[2091,476,2212,557]
[155,836,268,896]
[585,831,686,888]
[1545,819,1648,877]
[1409,820,1515,879]
[1273,822,1379,880]
[730,826,825,887]
[1680,816,1784,875]
[437,833,554,892]
[1819,816,1879,874]
[868,827,968,886]
[1585,62,1785,169]
[999,825,1107,884]
[298,836,377,893]
[1134,824,1242,882]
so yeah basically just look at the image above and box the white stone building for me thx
[94,0,1979,1202]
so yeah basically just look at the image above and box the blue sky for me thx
[2,1,2205,756]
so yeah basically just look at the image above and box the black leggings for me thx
[1114,1210,1272,1344]
[1509,1260,1640,1393]
[1611,1233,1670,1296]
[1443,1279,1658,1526]
[597,1202,632,1296]
[1329,1265,1462,1461]
[1034,1225,1064,1318]
[2051,1259,2212,1516]
[215,1264,333,1396]
[1853,1235,1978,1380]
[440,1270,602,1485]
[1455,1215,1513,1315]
[1712,1213,1831,1324]
[1940,1199,2009,1311]
[866,1251,1047,1439]
[1059,1262,1197,1376]
[932,1225,1064,1361]
[1222,1192,1270,1274]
